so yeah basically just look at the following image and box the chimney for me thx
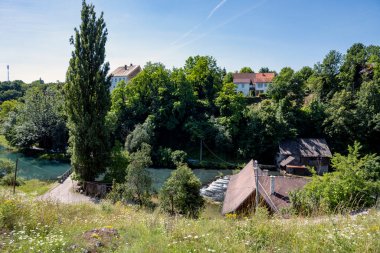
[270,176,275,195]
[124,65,127,70]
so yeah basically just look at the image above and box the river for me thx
[0,146,232,190]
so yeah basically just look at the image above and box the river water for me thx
[0,146,232,190]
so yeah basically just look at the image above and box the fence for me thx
[57,168,72,183]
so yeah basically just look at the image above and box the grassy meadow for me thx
[0,190,379,253]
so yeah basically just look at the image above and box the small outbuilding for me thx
[277,138,332,175]
[222,160,308,215]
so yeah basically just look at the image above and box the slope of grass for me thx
[0,135,16,151]
[0,192,379,252]
[1,179,57,197]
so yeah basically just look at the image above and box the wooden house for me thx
[222,160,308,215]
[277,138,332,175]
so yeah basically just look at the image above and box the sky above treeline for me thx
[0,0,379,83]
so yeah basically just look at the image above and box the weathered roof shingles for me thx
[222,160,309,214]
[279,138,332,158]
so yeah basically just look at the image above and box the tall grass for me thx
[0,192,379,252]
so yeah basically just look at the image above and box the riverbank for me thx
[0,135,17,151]
[0,193,379,252]
[0,179,57,197]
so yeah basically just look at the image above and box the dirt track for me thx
[39,176,97,204]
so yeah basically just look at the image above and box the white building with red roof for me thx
[233,72,275,96]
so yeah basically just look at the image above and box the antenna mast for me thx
[6,65,10,82]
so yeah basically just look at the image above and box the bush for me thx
[171,150,187,166]
[0,173,24,186]
[0,199,27,229]
[106,181,130,204]
[104,142,129,183]
[155,146,173,167]
[125,143,153,206]
[125,116,154,153]
[154,148,188,168]
[159,164,204,218]
[0,158,15,177]
[290,142,380,215]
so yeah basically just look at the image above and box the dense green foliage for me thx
[3,85,67,151]
[0,158,15,176]
[290,142,380,215]
[104,43,380,168]
[124,143,153,205]
[160,164,204,218]
[240,66,254,73]
[107,143,153,206]
[1,42,377,175]
[104,143,129,183]
[64,1,111,181]
[0,80,25,102]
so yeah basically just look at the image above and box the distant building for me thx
[110,64,141,91]
[233,72,275,96]
[222,160,308,215]
[277,138,332,175]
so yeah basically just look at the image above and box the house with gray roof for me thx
[277,138,332,175]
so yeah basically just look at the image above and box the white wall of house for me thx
[110,76,129,90]
[255,82,270,93]
[235,83,251,96]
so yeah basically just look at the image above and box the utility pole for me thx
[199,139,203,162]
[13,158,18,194]
[254,160,259,213]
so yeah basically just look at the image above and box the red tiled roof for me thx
[254,73,275,83]
[233,73,275,84]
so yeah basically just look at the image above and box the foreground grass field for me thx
[0,192,379,253]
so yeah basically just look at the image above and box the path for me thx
[39,176,98,204]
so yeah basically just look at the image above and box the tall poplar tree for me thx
[65,1,111,181]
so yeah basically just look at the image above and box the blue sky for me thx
[0,0,379,83]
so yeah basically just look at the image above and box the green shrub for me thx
[155,146,173,167]
[154,148,188,168]
[106,181,130,204]
[160,164,204,218]
[125,143,153,206]
[0,173,24,186]
[0,158,15,176]
[104,142,129,183]
[290,142,380,215]
[0,199,24,229]
[171,150,188,166]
